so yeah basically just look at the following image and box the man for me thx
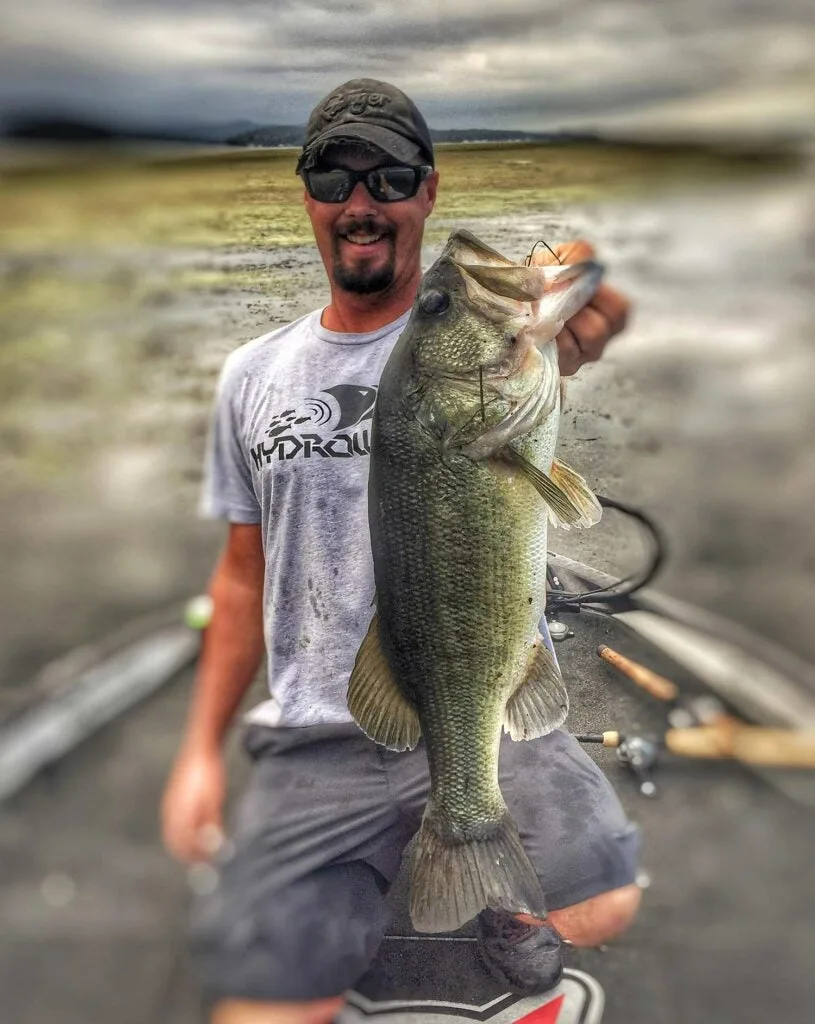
[162,79,640,1024]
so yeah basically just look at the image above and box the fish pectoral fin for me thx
[550,458,603,526]
[504,447,602,529]
[347,612,422,752]
[503,638,569,741]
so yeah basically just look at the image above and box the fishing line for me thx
[524,240,562,266]
[547,496,666,610]
[479,366,486,423]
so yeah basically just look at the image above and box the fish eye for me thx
[419,288,450,316]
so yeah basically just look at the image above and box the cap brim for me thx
[298,123,426,171]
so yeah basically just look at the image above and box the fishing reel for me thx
[576,731,661,797]
[577,646,815,797]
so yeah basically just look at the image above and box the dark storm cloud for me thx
[279,3,545,50]
[0,0,812,134]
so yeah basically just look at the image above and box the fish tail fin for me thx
[410,802,546,933]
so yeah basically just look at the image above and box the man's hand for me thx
[160,524,265,864]
[161,745,227,863]
[531,240,630,376]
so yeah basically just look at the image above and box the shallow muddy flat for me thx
[0,145,812,696]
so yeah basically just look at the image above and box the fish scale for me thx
[347,228,603,932]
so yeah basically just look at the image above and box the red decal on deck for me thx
[515,993,565,1024]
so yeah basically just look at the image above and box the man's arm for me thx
[161,522,265,863]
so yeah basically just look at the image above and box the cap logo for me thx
[323,91,391,121]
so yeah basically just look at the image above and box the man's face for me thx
[303,148,438,297]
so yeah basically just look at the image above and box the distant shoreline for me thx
[0,135,803,177]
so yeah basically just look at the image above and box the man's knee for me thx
[546,883,642,947]
[212,995,345,1024]
[193,861,388,1005]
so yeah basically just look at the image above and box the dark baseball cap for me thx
[296,78,435,173]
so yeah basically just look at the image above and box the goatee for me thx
[333,261,395,294]
[332,220,396,295]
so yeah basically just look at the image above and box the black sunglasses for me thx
[302,164,433,204]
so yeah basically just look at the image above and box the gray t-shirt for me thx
[201,307,411,727]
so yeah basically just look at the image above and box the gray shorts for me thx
[192,723,640,1004]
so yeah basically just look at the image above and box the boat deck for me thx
[2,606,813,1023]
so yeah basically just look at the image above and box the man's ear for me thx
[423,170,439,216]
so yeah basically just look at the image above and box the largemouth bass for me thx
[348,229,604,933]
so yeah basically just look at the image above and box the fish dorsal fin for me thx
[504,448,602,529]
[503,637,569,741]
[347,612,422,751]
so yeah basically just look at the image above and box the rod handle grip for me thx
[597,644,680,702]
[666,724,815,767]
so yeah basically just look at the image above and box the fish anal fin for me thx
[503,637,569,741]
[347,613,421,751]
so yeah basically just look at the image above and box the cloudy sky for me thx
[1,0,812,137]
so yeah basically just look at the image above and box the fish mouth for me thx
[445,228,517,268]
[455,257,603,306]
[449,256,604,346]
[438,228,603,328]
[530,260,605,325]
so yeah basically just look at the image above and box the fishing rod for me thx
[576,724,815,797]
[577,644,815,797]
